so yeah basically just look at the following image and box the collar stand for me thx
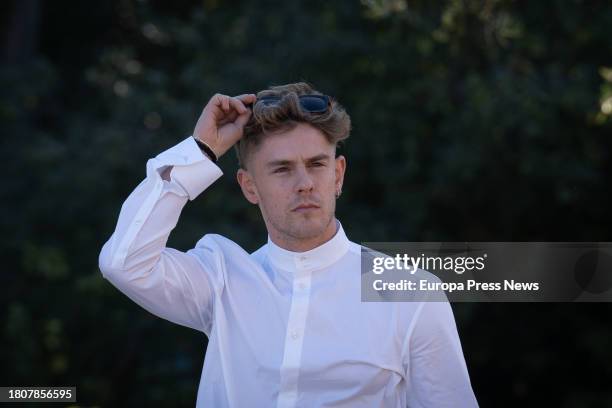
[266,219,350,272]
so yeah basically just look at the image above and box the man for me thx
[98,82,478,407]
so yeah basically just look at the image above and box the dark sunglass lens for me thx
[256,95,329,112]
[300,96,328,112]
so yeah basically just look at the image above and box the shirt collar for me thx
[266,219,350,272]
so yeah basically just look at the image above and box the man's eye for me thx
[310,162,324,167]
[274,167,289,173]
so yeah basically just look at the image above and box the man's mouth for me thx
[292,203,320,212]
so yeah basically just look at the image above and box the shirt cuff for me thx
[148,136,224,200]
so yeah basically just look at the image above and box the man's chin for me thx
[287,215,331,239]
[294,224,324,237]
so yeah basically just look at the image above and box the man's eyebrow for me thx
[266,154,332,168]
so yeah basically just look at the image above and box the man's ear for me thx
[334,155,346,192]
[236,168,259,205]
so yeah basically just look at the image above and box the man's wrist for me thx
[193,137,219,163]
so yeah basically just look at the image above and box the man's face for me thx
[237,123,346,247]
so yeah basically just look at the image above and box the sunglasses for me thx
[248,94,331,114]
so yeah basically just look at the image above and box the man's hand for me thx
[193,93,257,160]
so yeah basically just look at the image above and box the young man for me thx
[98,82,478,407]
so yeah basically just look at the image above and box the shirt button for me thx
[299,256,307,261]
[298,282,306,290]
[290,331,299,340]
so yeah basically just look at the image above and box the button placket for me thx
[277,267,313,408]
[295,255,306,270]
[293,268,311,297]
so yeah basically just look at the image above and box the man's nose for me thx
[295,167,315,193]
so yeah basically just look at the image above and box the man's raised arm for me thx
[98,93,256,335]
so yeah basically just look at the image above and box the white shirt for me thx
[98,136,479,408]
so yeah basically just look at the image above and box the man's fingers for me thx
[230,94,257,113]
[207,92,255,125]
[229,97,247,114]
[218,110,239,126]
[211,93,256,115]
[235,111,251,128]
[234,94,257,104]
[234,94,257,111]
[209,94,228,115]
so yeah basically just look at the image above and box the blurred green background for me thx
[1,0,611,406]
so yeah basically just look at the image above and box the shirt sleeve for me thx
[98,135,224,335]
[402,296,479,407]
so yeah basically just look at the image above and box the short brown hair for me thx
[235,81,351,169]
